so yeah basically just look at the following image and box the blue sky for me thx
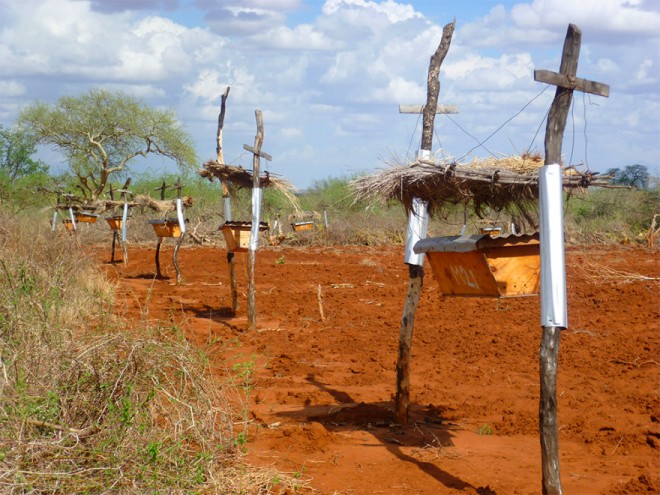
[0,0,658,188]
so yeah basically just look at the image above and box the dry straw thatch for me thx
[351,154,611,218]
[199,160,301,212]
[56,195,194,215]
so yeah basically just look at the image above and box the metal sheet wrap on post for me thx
[69,207,77,230]
[52,210,58,232]
[404,149,431,266]
[224,196,232,222]
[250,187,263,251]
[121,202,129,243]
[539,163,568,328]
[176,198,186,235]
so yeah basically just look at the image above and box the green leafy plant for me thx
[477,424,493,435]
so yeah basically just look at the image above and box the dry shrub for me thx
[0,211,308,494]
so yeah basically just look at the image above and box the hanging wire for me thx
[527,106,550,154]
[582,91,589,170]
[568,94,576,167]
[445,115,495,156]
[454,84,552,162]
[433,124,445,154]
[406,112,423,159]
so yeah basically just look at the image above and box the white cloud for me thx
[323,0,421,24]
[250,24,338,50]
[280,127,303,138]
[511,0,660,36]
[596,58,619,73]
[633,59,656,85]
[444,53,534,90]
[371,76,425,104]
[0,80,25,97]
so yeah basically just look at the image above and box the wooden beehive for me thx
[149,219,182,238]
[221,221,268,252]
[62,219,75,232]
[291,221,314,232]
[106,216,123,230]
[414,233,540,297]
[74,212,99,223]
[480,227,502,237]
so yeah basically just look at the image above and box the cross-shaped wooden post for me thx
[244,110,271,330]
[534,23,609,495]
[394,19,455,425]
[214,87,242,314]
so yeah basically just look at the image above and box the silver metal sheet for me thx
[539,164,568,328]
[404,197,429,265]
[414,232,540,254]
[121,203,129,243]
[404,150,432,265]
[250,188,263,251]
[69,207,77,230]
[176,198,186,235]
[224,197,232,222]
[414,234,479,254]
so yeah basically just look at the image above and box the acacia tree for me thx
[0,125,51,212]
[18,89,198,201]
[0,124,48,180]
[606,164,650,189]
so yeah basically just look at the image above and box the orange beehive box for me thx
[75,212,99,223]
[414,233,540,297]
[106,216,123,230]
[220,221,268,252]
[149,219,182,238]
[291,221,314,232]
[480,227,502,237]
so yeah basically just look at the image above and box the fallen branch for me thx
[26,419,100,439]
[317,284,326,322]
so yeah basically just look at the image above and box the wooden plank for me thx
[534,69,609,97]
[243,144,272,161]
[426,251,500,296]
[399,104,459,114]
[484,245,541,297]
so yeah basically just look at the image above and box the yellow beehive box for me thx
[75,212,99,223]
[220,221,268,252]
[149,219,182,238]
[414,233,540,297]
[480,227,502,237]
[106,216,123,230]
[62,219,76,232]
[291,221,314,232]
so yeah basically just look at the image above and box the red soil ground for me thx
[98,242,659,494]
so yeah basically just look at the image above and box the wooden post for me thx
[244,110,271,330]
[215,87,240,314]
[153,180,168,278]
[394,20,455,425]
[109,184,118,262]
[535,24,609,495]
[118,178,131,265]
[172,178,186,284]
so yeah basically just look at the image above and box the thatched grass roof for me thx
[199,161,301,212]
[351,154,612,219]
[56,195,194,215]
